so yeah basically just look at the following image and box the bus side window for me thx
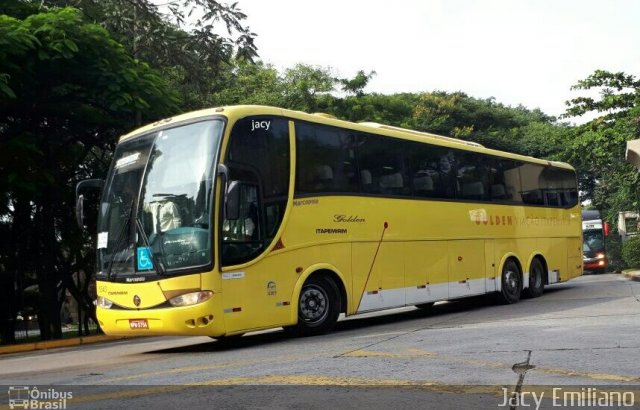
[408,141,455,199]
[357,133,409,197]
[456,152,490,201]
[295,123,357,195]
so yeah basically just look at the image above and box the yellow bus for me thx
[76,105,582,338]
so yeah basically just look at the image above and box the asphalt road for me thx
[1,273,639,409]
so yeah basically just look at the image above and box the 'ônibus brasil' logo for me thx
[8,386,73,409]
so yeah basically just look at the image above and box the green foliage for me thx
[622,236,640,269]
[37,0,256,112]
[209,60,285,107]
[565,70,640,121]
[563,70,640,220]
[340,70,376,96]
[605,231,625,272]
[280,64,337,112]
[0,6,178,194]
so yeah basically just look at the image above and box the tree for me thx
[44,0,258,111]
[563,70,640,223]
[280,64,337,112]
[208,59,285,107]
[0,6,178,342]
[339,70,376,96]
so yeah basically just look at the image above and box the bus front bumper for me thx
[583,257,608,271]
[97,298,224,337]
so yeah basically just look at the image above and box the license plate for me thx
[129,319,149,329]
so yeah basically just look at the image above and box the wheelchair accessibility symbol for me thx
[137,247,154,271]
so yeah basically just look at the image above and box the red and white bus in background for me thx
[582,210,609,273]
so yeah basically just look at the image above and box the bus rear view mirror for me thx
[75,179,104,230]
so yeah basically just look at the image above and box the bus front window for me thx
[97,120,223,280]
[583,230,605,253]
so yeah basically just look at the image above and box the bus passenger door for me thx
[448,240,486,298]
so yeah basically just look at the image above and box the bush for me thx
[622,236,640,269]
[605,231,624,272]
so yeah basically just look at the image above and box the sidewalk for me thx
[623,270,640,281]
[0,334,128,355]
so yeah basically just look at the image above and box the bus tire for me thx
[211,334,244,345]
[524,258,544,298]
[415,302,435,311]
[292,275,340,337]
[499,259,522,304]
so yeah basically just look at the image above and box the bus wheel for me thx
[211,334,244,345]
[524,258,544,298]
[293,276,340,336]
[499,259,521,304]
[415,302,435,311]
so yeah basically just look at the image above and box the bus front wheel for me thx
[289,275,340,337]
[499,259,522,304]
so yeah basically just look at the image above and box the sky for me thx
[235,0,639,121]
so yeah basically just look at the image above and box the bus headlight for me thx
[168,291,213,307]
[597,253,605,259]
[96,296,113,309]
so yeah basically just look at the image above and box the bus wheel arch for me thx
[498,255,523,304]
[288,267,346,336]
[524,255,546,298]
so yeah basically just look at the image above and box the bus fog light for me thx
[96,296,113,309]
[169,291,213,307]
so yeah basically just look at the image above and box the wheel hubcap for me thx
[505,269,519,295]
[300,285,328,323]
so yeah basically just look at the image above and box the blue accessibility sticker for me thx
[137,247,154,271]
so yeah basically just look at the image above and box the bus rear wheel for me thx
[499,259,522,304]
[289,275,340,337]
[524,258,544,298]
[415,302,435,311]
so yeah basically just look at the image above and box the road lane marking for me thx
[352,331,407,339]
[343,348,435,358]
[533,367,640,383]
[341,348,640,383]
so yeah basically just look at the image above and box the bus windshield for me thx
[96,120,223,280]
[583,229,605,253]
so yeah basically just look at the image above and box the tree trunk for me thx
[0,198,31,345]
[34,200,63,341]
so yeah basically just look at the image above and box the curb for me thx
[623,271,640,282]
[0,335,129,355]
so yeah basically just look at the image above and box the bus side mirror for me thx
[604,222,610,237]
[76,179,104,230]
